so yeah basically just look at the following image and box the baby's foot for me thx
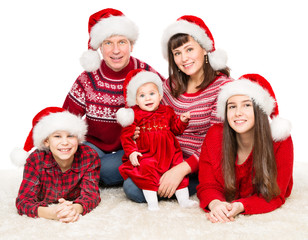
[179,199,198,208]
[148,204,160,211]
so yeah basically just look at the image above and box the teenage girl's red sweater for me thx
[197,124,293,214]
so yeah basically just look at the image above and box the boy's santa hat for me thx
[216,74,291,141]
[80,8,139,72]
[10,107,88,166]
[161,15,227,71]
[116,69,163,127]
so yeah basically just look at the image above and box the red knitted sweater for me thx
[63,57,162,152]
[197,124,294,215]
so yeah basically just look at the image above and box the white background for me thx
[1,0,307,169]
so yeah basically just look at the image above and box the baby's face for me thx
[136,82,162,112]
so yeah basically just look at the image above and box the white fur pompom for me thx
[116,108,134,127]
[10,148,29,167]
[271,116,292,141]
[80,50,101,72]
[208,48,228,71]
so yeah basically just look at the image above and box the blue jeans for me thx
[85,142,124,186]
[123,173,199,203]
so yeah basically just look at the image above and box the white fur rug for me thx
[1,161,308,240]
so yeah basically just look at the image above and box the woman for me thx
[197,74,293,223]
[123,15,233,202]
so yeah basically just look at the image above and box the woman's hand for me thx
[158,162,191,198]
[207,199,234,223]
[129,151,142,166]
[227,202,244,219]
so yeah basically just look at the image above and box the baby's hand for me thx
[180,112,191,123]
[129,151,142,166]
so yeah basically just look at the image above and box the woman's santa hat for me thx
[10,107,88,166]
[216,74,291,141]
[161,15,227,71]
[80,8,139,72]
[116,69,163,127]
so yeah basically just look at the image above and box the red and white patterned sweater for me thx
[162,74,233,173]
[63,57,163,152]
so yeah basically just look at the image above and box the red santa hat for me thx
[10,107,88,166]
[216,74,291,141]
[161,15,227,71]
[116,69,163,127]
[80,8,139,72]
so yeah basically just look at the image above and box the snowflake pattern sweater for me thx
[63,57,162,152]
[162,74,233,173]
[197,124,294,215]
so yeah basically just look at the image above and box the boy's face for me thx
[136,82,162,112]
[44,131,78,165]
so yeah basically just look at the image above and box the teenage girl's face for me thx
[136,82,162,112]
[172,36,207,79]
[100,35,133,72]
[227,95,255,136]
[44,131,78,165]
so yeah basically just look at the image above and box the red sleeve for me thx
[15,154,48,218]
[234,136,294,214]
[168,106,188,136]
[120,122,139,159]
[62,74,86,117]
[73,148,101,215]
[185,154,199,173]
[196,125,226,211]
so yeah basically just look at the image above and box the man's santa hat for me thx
[216,74,291,141]
[116,69,163,127]
[80,8,139,72]
[10,107,88,166]
[161,15,227,71]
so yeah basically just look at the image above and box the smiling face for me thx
[172,36,207,79]
[136,82,162,112]
[44,130,78,169]
[227,95,255,136]
[100,35,133,72]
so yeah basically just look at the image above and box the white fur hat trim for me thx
[271,116,292,141]
[126,71,163,107]
[90,15,138,49]
[216,79,275,120]
[161,19,213,60]
[116,107,135,127]
[33,111,87,151]
[80,49,101,72]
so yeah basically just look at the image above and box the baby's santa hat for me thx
[80,8,139,72]
[10,107,88,166]
[161,15,227,71]
[116,69,163,127]
[216,74,291,141]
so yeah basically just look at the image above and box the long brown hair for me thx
[222,101,280,202]
[167,33,230,98]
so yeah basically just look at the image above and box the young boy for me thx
[12,107,101,223]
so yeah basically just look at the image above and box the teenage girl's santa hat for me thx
[80,8,139,72]
[161,15,227,71]
[116,69,163,127]
[10,107,88,166]
[216,74,291,141]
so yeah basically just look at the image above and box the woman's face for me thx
[227,95,255,136]
[171,36,207,79]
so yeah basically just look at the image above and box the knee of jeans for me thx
[123,178,146,203]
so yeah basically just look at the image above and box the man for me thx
[63,8,163,186]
